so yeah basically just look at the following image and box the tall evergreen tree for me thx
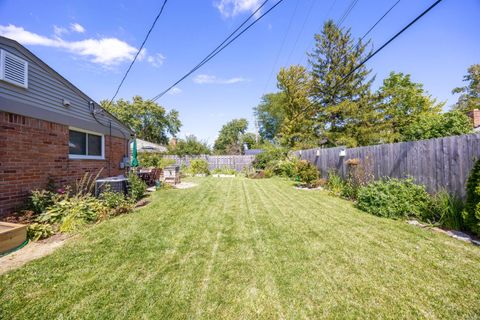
[308,20,375,147]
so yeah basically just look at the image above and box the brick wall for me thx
[0,111,128,217]
[468,109,480,128]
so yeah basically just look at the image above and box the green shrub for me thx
[252,147,286,170]
[294,160,319,186]
[357,178,431,219]
[37,196,107,233]
[189,159,210,175]
[428,191,464,230]
[27,223,54,241]
[463,159,480,235]
[264,168,274,178]
[326,170,346,196]
[128,172,147,201]
[26,190,57,214]
[138,153,175,168]
[99,187,134,217]
[270,158,299,178]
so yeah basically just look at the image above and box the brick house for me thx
[0,36,133,217]
[468,109,480,132]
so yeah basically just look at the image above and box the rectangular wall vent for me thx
[0,49,28,88]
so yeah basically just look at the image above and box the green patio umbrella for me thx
[131,138,139,167]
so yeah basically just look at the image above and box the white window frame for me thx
[68,127,105,160]
[0,49,29,88]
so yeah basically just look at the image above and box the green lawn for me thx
[1,177,480,319]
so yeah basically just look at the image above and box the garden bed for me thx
[0,222,27,254]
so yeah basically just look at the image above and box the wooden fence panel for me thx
[295,133,480,198]
[164,155,255,172]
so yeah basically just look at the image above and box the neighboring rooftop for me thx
[132,139,167,153]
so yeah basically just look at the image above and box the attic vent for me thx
[0,49,28,88]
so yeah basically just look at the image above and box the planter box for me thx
[0,222,27,254]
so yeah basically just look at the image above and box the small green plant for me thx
[326,170,346,196]
[36,195,106,233]
[99,187,134,217]
[294,160,319,187]
[26,190,57,214]
[189,159,210,175]
[27,223,54,241]
[428,190,464,229]
[357,178,431,219]
[463,159,480,235]
[128,172,147,201]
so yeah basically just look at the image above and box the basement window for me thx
[68,128,104,160]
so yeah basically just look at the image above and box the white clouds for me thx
[0,24,165,68]
[147,53,165,68]
[214,0,262,18]
[53,25,68,37]
[70,23,85,33]
[169,87,182,95]
[193,74,248,84]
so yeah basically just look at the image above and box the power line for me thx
[109,0,168,103]
[193,0,270,77]
[151,0,287,101]
[337,0,360,26]
[358,0,401,44]
[263,0,301,93]
[297,0,338,66]
[285,0,318,65]
[338,0,444,87]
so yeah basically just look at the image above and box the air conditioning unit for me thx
[95,176,129,196]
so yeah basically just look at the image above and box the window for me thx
[0,49,28,88]
[68,128,104,159]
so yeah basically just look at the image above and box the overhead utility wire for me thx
[338,0,443,86]
[296,0,338,66]
[263,0,301,92]
[358,0,401,44]
[109,0,168,103]
[337,0,360,26]
[191,0,270,76]
[151,0,287,101]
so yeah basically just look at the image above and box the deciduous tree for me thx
[101,96,181,144]
[452,64,480,113]
[168,135,210,156]
[376,72,444,142]
[213,118,249,155]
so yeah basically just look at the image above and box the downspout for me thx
[90,101,129,176]
[108,120,112,177]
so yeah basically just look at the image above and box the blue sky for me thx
[0,0,479,144]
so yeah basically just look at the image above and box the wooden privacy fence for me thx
[164,155,255,172]
[294,133,480,198]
